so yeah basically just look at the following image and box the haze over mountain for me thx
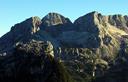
[0,11,128,82]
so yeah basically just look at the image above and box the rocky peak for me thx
[74,11,128,33]
[72,12,128,58]
[74,11,103,33]
[108,14,128,32]
[0,16,42,53]
[40,12,73,37]
[86,11,100,16]
[11,16,42,35]
[74,11,128,37]
[41,12,72,27]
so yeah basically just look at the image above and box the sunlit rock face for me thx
[40,12,73,37]
[108,15,128,32]
[41,12,72,27]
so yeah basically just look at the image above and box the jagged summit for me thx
[41,12,72,27]
[108,14,128,31]
[40,12,73,37]
[0,11,128,53]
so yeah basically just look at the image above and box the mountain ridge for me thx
[0,11,128,61]
[0,11,128,82]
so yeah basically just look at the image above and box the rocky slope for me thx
[0,11,128,82]
[0,40,74,82]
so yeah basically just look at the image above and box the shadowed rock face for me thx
[69,11,101,48]
[11,16,42,35]
[0,40,73,82]
[0,11,128,82]
[0,16,42,54]
[74,11,100,34]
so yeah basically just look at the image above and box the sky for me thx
[0,0,128,37]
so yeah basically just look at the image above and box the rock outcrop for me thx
[108,15,128,32]
[0,40,74,82]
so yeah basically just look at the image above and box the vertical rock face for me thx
[31,16,42,34]
[108,15,128,32]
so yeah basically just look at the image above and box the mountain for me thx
[41,12,73,37]
[0,16,42,54]
[0,11,128,82]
